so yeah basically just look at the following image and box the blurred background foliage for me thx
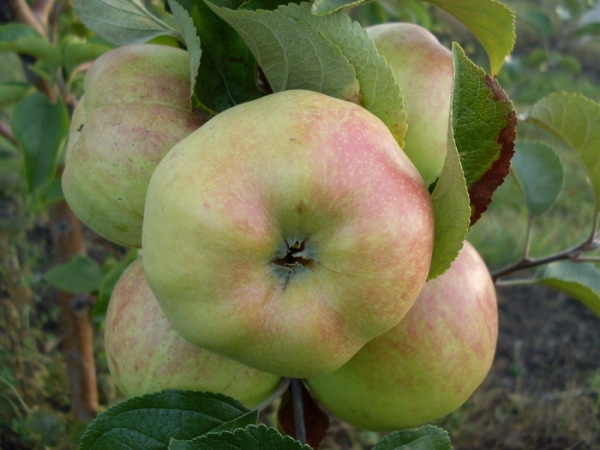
[1,0,600,448]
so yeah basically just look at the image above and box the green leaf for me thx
[311,0,367,16]
[177,0,263,115]
[278,2,406,146]
[168,0,201,98]
[425,0,515,76]
[452,44,516,225]
[0,23,39,41]
[60,41,112,75]
[206,1,360,102]
[44,256,104,293]
[73,0,181,46]
[170,424,312,450]
[0,24,61,71]
[519,10,553,42]
[38,175,65,207]
[80,390,259,450]
[535,261,600,317]
[572,5,600,37]
[428,115,470,280]
[93,250,138,319]
[511,142,564,217]
[428,43,515,279]
[373,425,453,450]
[10,93,69,193]
[0,81,33,108]
[525,93,600,215]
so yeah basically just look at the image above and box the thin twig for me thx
[12,0,47,38]
[571,256,600,263]
[492,242,585,281]
[492,217,600,282]
[31,0,56,28]
[0,121,15,144]
[495,278,537,287]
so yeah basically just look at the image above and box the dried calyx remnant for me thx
[272,239,312,274]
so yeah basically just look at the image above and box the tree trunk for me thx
[49,201,98,421]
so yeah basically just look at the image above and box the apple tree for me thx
[2,0,600,447]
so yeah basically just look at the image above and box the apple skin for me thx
[62,44,206,248]
[367,23,453,186]
[104,258,282,408]
[142,89,435,379]
[305,240,498,431]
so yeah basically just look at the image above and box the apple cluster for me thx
[63,23,498,432]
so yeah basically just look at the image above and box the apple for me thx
[104,258,282,408]
[62,44,206,248]
[141,89,435,379]
[305,240,498,431]
[367,23,453,186]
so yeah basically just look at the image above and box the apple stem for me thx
[291,378,307,445]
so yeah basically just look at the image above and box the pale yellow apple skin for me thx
[367,23,453,186]
[62,44,205,248]
[305,240,498,431]
[142,89,435,379]
[104,258,282,408]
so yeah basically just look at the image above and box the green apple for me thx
[142,89,435,379]
[104,258,282,408]
[305,240,498,431]
[367,23,453,186]
[62,44,206,248]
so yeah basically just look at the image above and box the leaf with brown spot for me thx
[277,381,330,449]
[451,44,516,226]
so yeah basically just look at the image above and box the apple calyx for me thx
[271,237,314,284]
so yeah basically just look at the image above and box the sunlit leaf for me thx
[428,115,470,280]
[452,44,516,225]
[425,0,515,76]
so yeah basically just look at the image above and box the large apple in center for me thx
[305,240,498,431]
[142,89,435,378]
[367,23,453,186]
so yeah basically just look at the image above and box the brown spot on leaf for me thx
[468,76,517,226]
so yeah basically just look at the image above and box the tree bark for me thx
[49,201,98,421]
